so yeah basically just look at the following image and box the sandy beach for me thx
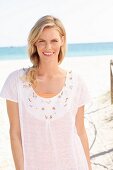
[0,55,113,170]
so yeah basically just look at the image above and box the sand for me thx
[0,55,113,170]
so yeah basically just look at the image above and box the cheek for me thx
[54,44,61,50]
[36,45,44,53]
[37,44,43,49]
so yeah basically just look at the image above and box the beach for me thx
[0,55,113,170]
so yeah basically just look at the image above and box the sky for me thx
[0,0,113,46]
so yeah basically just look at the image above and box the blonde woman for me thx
[0,15,92,170]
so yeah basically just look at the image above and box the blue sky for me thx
[0,0,113,46]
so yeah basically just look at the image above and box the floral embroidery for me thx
[22,70,73,120]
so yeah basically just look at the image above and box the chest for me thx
[19,70,76,121]
[32,75,66,94]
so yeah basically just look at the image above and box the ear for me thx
[61,36,64,46]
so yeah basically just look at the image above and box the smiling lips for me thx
[43,52,54,56]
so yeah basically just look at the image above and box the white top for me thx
[0,68,91,170]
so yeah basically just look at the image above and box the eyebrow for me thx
[38,38,59,41]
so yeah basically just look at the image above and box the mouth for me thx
[42,52,54,56]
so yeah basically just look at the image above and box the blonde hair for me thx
[25,15,66,85]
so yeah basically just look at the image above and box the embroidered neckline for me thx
[21,69,73,121]
[30,70,72,101]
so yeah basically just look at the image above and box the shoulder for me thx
[5,70,19,83]
[13,67,30,77]
[71,70,88,91]
[6,67,29,82]
[72,71,91,105]
[18,67,29,76]
[72,70,84,83]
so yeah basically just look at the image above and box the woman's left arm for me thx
[75,106,92,170]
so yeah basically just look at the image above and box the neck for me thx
[37,62,60,77]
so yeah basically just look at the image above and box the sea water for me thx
[0,42,113,60]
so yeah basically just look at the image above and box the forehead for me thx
[38,27,61,39]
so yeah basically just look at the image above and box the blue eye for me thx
[38,40,44,43]
[52,39,58,42]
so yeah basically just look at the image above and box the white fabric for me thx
[0,68,91,170]
[0,70,18,102]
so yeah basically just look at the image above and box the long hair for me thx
[25,15,66,85]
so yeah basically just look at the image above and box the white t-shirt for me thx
[0,68,91,170]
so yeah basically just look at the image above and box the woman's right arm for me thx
[6,100,24,170]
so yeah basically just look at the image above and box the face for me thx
[35,27,64,62]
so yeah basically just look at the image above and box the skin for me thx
[6,100,24,170]
[76,106,92,170]
[6,27,92,170]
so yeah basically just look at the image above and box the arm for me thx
[75,106,92,170]
[6,100,24,170]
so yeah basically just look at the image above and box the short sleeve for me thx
[0,70,18,103]
[77,75,91,107]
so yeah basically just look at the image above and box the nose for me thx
[45,42,52,50]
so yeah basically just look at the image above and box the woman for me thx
[0,15,92,170]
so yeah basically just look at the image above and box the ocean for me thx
[0,42,113,60]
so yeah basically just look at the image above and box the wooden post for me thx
[110,60,113,104]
